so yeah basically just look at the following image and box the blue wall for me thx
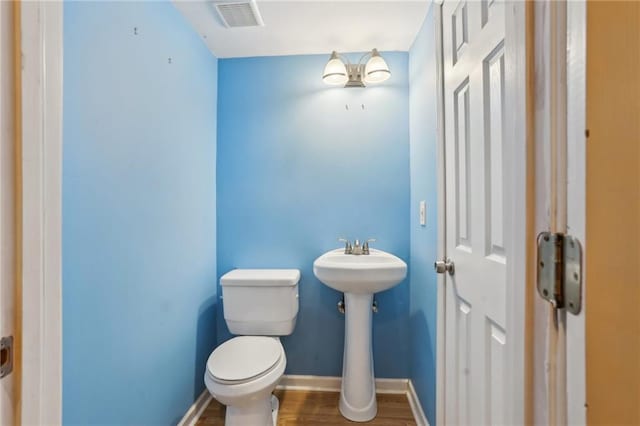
[217,53,411,378]
[408,6,439,424]
[63,2,218,424]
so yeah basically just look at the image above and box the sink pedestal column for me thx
[340,292,376,422]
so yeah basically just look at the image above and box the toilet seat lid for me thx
[207,336,282,383]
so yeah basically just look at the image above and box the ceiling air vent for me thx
[214,0,264,28]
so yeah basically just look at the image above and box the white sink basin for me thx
[312,247,407,422]
[313,249,407,294]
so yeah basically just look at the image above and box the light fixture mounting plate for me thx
[345,64,366,88]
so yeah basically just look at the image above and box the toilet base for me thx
[224,394,279,426]
[271,394,279,425]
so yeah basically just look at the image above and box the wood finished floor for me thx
[195,390,417,425]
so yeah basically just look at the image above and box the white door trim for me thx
[503,2,530,425]
[565,1,586,423]
[434,1,529,424]
[0,1,18,424]
[433,4,446,426]
[20,1,63,424]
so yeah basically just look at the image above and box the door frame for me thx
[434,1,531,424]
[19,1,63,424]
[530,1,587,424]
[14,1,586,425]
[0,1,18,423]
[565,1,586,423]
[433,3,446,425]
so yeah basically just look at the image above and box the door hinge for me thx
[536,232,583,315]
[0,336,13,378]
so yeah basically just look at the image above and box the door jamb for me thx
[19,1,63,424]
[15,1,542,424]
[565,1,586,423]
[530,2,587,424]
[433,3,446,426]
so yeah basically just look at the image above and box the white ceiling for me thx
[173,1,431,58]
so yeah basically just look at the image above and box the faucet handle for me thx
[338,237,352,254]
[363,238,376,254]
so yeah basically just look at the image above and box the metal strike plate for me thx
[0,336,13,378]
[536,232,582,315]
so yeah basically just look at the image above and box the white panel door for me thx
[0,0,16,424]
[442,0,508,424]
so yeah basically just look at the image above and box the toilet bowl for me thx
[203,269,300,425]
[204,336,286,426]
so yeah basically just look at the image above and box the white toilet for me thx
[204,269,300,426]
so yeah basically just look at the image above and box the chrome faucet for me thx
[352,240,363,255]
[338,238,376,255]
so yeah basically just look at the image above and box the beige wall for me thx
[586,2,640,425]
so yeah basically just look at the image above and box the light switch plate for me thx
[419,201,426,226]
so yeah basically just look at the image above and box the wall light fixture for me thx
[322,49,391,88]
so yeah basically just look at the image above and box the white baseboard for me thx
[375,377,411,394]
[177,390,212,426]
[181,376,429,426]
[276,374,409,394]
[276,374,342,392]
[408,380,430,426]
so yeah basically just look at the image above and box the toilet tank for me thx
[221,269,300,336]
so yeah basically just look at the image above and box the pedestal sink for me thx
[313,248,407,422]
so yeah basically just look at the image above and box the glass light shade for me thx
[322,52,348,85]
[364,49,391,84]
